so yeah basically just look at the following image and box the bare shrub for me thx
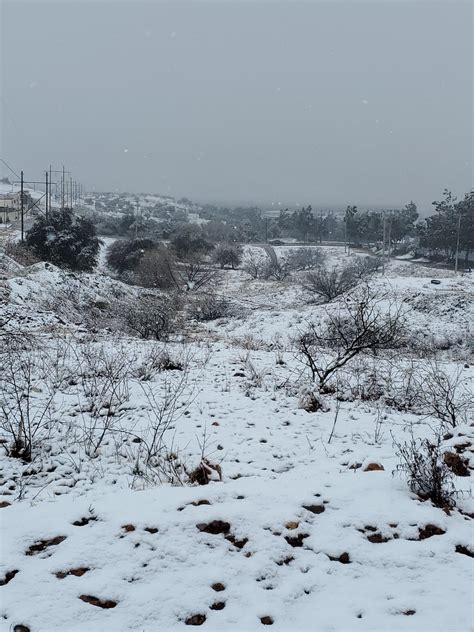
[133,347,185,380]
[242,251,267,279]
[3,239,39,266]
[135,369,194,484]
[302,265,359,302]
[298,286,406,391]
[174,259,221,292]
[286,247,326,271]
[416,363,471,428]
[351,256,382,278]
[394,432,455,508]
[262,260,291,282]
[122,294,182,340]
[0,340,55,461]
[189,292,235,321]
[76,344,135,458]
[135,247,177,289]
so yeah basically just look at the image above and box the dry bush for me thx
[302,265,359,302]
[76,344,135,458]
[416,363,471,428]
[0,338,55,461]
[286,247,326,271]
[135,247,177,289]
[394,432,456,508]
[122,293,183,340]
[189,292,235,321]
[3,239,40,266]
[174,259,221,292]
[242,251,267,279]
[262,260,291,282]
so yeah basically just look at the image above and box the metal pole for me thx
[45,170,49,219]
[382,211,386,274]
[20,170,24,242]
[61,165,65,213]
[49,165,52,211]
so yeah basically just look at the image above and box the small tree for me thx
[135,247,177,289]
[213,243,243,269]
[298,286,406,391]
[26,209,100,272]
[106,238,158,274]
[171,224,214,261]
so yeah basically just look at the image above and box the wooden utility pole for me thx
[454,211,462,274]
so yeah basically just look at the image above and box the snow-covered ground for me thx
[0,246,472,632]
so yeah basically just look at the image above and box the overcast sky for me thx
[1,1,472,211]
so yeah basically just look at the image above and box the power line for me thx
[0,158,20,180]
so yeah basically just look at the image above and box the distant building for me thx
[0,191,33,223]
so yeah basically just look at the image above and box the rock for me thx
[328,552,351,564]
[79,595,117,609]
[185,614,206,626]
[363,462,384,472]
[260,616,274,625]
[0,569,19,585]
[196,521,230,535]
[284,533,309,548]
[455,544,474,558]
[418,524,446,540]
[211,582,225,592]
[285,521,299,530]
[443,452,470,476]
[303,504,325,514]
[26,535,67,556]
[56,567,89,579]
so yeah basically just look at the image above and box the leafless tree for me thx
[298,285,406,391]
[416,362,472,428]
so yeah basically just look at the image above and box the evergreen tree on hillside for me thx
[26,209,100,272]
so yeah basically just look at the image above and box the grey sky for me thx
[1,1,472,211]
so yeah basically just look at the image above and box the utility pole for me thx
[382,211,386,274]
[61,165,65,212]
[45,170,49,219]
[49,165,52,211]
[20,170,24,242]
[454,211,462,274]
[387,211,392,263]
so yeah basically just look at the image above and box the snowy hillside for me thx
[0,246,472,632]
